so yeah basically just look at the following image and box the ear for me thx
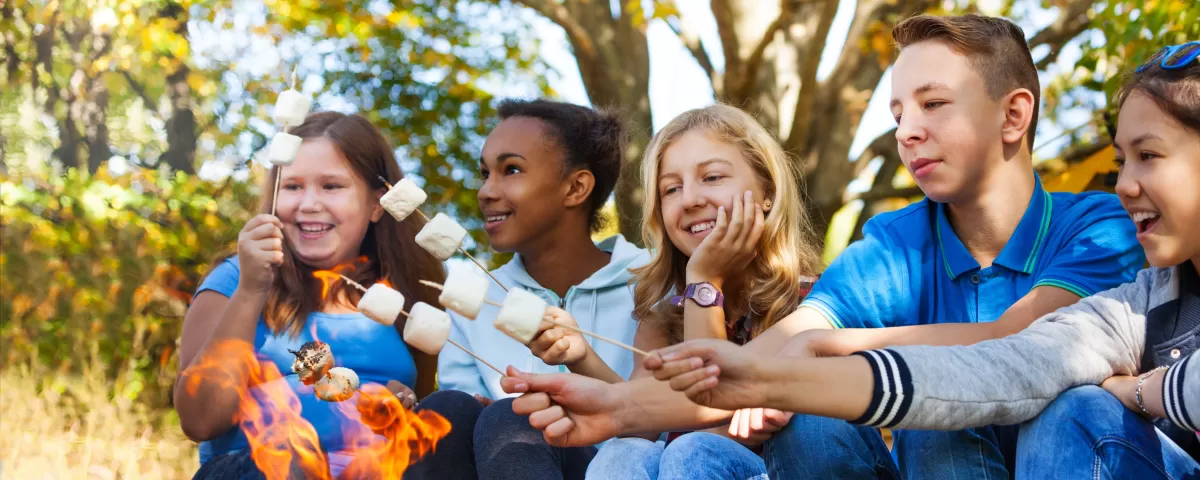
[1001,88,1036,147]
[370,188,386,223]
[563,169,595,209]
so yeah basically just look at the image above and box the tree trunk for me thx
[85,32,113,173]
[160,1,196,174]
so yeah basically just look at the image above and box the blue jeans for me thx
[405,390,597,479]
[891,424,1017,479]
[765,413,899,479]
[586,433,767,479]
[588,414,898,479]
[1016,385,1200,479]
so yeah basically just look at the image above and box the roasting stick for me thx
[270,67,300,216]
[419,280,650,357]
[338,274,505,375]
[377,176,508,292]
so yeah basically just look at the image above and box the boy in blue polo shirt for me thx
[782,13,1146,479]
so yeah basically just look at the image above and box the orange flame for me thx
[313,270,342,301]
[338,384,452,477]
[183,340,331,479]
[378,278,392,288]
[182,340,451,478]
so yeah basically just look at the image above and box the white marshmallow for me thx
[415,213,467,260]
[266,132,303,166]
[314,366,359,402]
[438,269,490,320]
[494,288,547,345]
[380,178,427,221]
[357,283,405,326]
[403,302,452,355]
[274,89,312,127]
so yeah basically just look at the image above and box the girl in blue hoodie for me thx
[404,99,649,479]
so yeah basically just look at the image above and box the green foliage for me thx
[0,168,258,407]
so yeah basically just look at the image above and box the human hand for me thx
[528,307,590,366]
[236,214,285,295]
[644,339,772,411]
[500,366,625,447]
[727,408,793,447]
[685,191,765,286]
[385,380,417,410]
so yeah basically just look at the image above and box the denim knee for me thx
[416,389,485,428]
[766,414,898,479]
[586,437,664,479]
[659,432,766,480]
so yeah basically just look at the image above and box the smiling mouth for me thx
[298,223,333,238]
[687,221,716,234]
[1131,211,1161,235]
[486,214,510,223]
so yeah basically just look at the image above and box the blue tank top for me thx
[191,257,418,467]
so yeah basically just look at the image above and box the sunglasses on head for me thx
[1136,41,1200,73]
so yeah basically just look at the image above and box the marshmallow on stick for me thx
[334,274,505,374]
[419,280,649,356]
[403,302,452,355]
[415,213,469,261]
[379,178,428,222]
[357,283,405,326]
[376,176,509,292]
[438,268,491,320]
[314,366,359,402]
[289,341,334,386]
[266,132,303,166]
[273,78,312,128]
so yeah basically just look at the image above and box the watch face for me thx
[695,284,717,305]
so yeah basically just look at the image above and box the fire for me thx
[183,340,331,479]
[337,384,452,477]
[312,270,342,300]
[182,341,452,478]
[378,278,392,288]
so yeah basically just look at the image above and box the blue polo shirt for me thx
[802,176,1145,329]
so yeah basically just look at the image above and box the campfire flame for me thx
[183,340,331,479]
[337,384,452,477]
[179,254,451,478]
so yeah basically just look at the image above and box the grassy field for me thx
[0,366,198,479]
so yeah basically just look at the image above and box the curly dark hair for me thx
[496,99,627,232]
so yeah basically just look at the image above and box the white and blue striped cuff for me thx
[850,349,913,429]
[1163,354,1196,432]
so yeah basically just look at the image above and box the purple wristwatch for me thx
[671,282,724,308]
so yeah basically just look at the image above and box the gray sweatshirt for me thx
[850,265,1198,437]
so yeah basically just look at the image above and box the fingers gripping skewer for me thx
[378,176,508,292]
[339,275,505,375]
[420,280,650,357]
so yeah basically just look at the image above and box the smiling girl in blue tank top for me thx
[175,112,447,479]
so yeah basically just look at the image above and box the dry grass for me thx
[0,366,198,479]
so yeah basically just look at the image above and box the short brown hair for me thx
[893,14,1040,149]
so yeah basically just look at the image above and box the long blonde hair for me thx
[631,104,824,343]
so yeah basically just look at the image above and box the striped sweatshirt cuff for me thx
[850,349,913,428]
[1163,354,1196,432]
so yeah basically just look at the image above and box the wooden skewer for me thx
[396,307,504,375]
[377,176,508,292]
[419,280,650,357]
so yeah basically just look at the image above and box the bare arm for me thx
[807,285,1082,356]
[682,272,728,341]
[410,349,439,400]
[173,289,268,442]
[599,306,836,435]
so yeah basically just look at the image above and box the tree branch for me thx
[665,16,715,79]
[120,70,162,119]
[1059,138,1112,165]
[851,128,897,177]
[513,0,598,63]
[1028,0,1092,70]
[732,1,792,101]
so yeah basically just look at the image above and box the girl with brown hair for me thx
[175,111,446,479]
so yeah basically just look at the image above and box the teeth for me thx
[1131,212,1160,223]
[689,221,716,234]
[487,215,509,223]
[300,224,332,233]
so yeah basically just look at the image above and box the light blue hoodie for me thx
[438,234,650,400]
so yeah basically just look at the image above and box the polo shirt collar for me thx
[935,174,1053,279]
